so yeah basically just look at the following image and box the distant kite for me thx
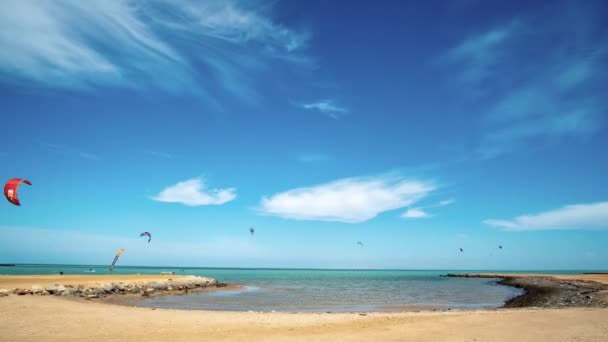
[357,241,364,246]
[140,232,152,243]
[4,178,32,206]
[499,245,503,249]
[109,248,125,272]
[460,248,463,253]
[249,227,255,236]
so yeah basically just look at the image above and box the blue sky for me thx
[1,0,607,270]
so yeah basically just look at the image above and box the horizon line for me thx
[2,263,605,273]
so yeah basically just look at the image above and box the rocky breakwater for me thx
[0,276,223,299]
[445,273,608,308]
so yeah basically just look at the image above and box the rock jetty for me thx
[0,276,222,298]
[445,273,608,308]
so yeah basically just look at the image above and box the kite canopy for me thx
[357,241,364,246]
[3,178,32,206]
[140,232,152,243]
[109,248,125,272]
[249,227,254,235]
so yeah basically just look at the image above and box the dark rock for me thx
[16,289,31,296]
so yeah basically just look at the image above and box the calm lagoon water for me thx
[8,264,586,312]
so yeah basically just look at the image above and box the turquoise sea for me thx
[0,264,591,312]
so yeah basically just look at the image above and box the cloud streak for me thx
[300,100,348,119]
[153,178,236,206]
[297,153,330,163]
[484,201,608,231]
[259,176,435,223]
[0,0,310,99]
[40,142,99,160]
[402,208,430,219]
[441,3,607,158]
[401,198,454,219]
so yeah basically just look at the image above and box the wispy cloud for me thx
[401,208,430,219]
[439,198,456,206]
[297,153,330,163]
[300,100,348,119]
[401,198,454,219]
[444,21,519,85]
[259,175,435,223]
[40,142,99,160]
[484,201,608,231]
[153,178,236,206]
[441,3,607,157]
[0,0,310,99]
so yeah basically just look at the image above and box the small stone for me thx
[31,285,44,294]
[86,294,99,299]
[45,284,66,294]
[16,289,31,296]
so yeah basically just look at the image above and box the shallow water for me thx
[4,265,590,312]
[136,270,522,312]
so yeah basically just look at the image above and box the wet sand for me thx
[0,273,607,341]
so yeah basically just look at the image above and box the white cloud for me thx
[400,197,454,219]
[0,0,310,96]
[176,1,309,52]
[153,178,236,206]
[483,201,608,231]
[259,176,435,223]
[402,208,430,219]
[300,100,348,119]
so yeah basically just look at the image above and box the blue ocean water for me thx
[2,264,586,312]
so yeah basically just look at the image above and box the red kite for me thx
[4,178,32,206]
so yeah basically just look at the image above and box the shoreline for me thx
[0,274,225,299]
[2,273,608,312]
[1,273,607,341]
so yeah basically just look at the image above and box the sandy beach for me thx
[0,274,184,289]
[0,273,607,341]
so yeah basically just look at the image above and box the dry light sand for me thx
[0,273,607,341]
[0,274,180,289]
